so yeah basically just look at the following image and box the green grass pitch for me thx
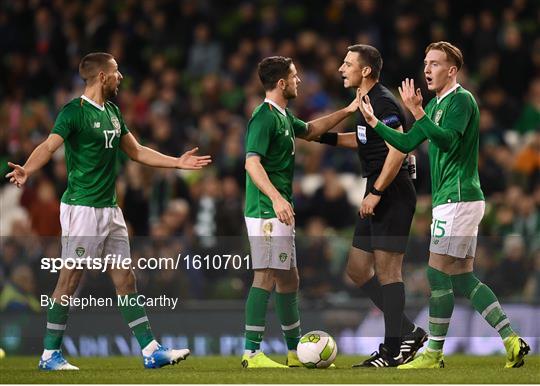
[1,355,538,383]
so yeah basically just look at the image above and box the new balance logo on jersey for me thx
[93,122,101,128]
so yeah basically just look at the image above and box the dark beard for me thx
[283,88,296,100]
[103,84,118,100]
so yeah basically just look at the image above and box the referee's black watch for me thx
[370,186,384,196]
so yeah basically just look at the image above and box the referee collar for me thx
[436,83,460,104]
[81,95,105,111]
[264,98,286,116]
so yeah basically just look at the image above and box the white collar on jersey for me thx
[264,98,287,116]
[436,83,460,104]
[81,95,105,111]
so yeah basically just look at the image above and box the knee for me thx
[55,270,82,295]
[375,266,403,285]
[276,271,299,292]
[346,262,374,286]
[252,270,275,291]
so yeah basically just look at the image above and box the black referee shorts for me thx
[352,170,416,254]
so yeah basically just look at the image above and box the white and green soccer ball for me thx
[297,330,337,368]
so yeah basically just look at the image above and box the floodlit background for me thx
[0,0,538,356]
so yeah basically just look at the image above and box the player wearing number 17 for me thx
[358,41,530,369]
[6,52,211,370]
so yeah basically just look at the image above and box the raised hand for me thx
[5,162,28,188]
[358,93,377,128]
[346,89,360,113]
[398,78,423,118]
[177,147,212,170]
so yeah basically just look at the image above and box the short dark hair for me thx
[425,41,464,71]
[347,44,383,80]
[257,56,293,91]
[79,52,114,83]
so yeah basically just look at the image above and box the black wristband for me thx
[370,186,384,196]
[318,132,338,146]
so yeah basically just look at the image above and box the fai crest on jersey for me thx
[111,116,121,136]
[434,110,443,125]
[357,125,367,144]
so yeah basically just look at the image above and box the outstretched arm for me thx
[299,97,359,141]
[6,134,64,188]
[358,94,426,153]
[120,132,211,169]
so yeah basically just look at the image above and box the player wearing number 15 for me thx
[358,41,530,369]
[6,52,211,370]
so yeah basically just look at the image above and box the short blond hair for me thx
[425,41,464,71]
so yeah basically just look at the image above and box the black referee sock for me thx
[382,282,405,356]
[360,276,415,336]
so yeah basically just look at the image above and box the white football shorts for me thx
[429,200,485,258]
[245,217,296,270]
[60,203,130,263]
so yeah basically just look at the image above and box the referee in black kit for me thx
[317,45,427,367]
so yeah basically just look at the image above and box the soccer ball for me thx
[296,330,337,368]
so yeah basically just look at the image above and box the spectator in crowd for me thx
[0,0,538,303]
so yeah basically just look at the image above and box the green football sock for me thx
[118,294,155,349]
[43,300,70,350]
[275,291,301,350]
[244,287,271,350]
[426,266,454,351]
[451,272,515,339]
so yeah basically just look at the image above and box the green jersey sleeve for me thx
[290,113,308,136]
[373,120,427,153]
[246,113,274,157]
[414,93,473,151]
[51,103,78,139]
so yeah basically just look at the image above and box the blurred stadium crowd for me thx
[0,0,539,312]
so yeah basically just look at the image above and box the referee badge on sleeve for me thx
[357,125,367,144]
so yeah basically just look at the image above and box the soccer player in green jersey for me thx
[357,41,530,369]
[6,52,211,370]
[242,56,358,368]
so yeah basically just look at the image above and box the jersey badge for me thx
[93,122,101,128]
[111,116,121,137]
[279,252,288,262]
[434,110,443,125]
[357,125,367,144]
[75,246,85,258]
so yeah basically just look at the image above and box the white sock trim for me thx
[481,301,501,318]
[47,322,66,331]
[281,321,300,331]
[245,324,265,332]
[128,316,148,328]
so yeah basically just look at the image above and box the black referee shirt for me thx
[355,82,409,177]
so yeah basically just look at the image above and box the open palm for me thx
[177,147,212,170]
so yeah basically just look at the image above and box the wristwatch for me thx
[370,186,384,196]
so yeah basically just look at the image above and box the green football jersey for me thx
[422,85,484,207]
[244,100,307,218]
[51,96,129,207]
